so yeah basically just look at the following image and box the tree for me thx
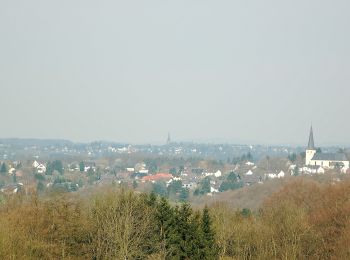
[152,182,167,197]
[241,208,252,217]
[179,188,189,202]
[37,181,45,192]
[178,165,185,175]
[46,160,64,175]
[167,180,182,197]
[247,152,253,161]
[171,203,205,259]
[12,171,17,183]
[219,172,243,192]
[0,163,7,174]
[201,206,218,259]
[288,153,297,163]
[79,161,85,172]
[91,189,153,259]
[145,159,158,174]
[199,177,211,195]
[155,197,176,258]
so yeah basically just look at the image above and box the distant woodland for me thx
[0,179,350,259]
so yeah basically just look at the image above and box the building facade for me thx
[305,127,349,168]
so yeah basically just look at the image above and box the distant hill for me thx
[0,138,73,147]
[190,174,347,210]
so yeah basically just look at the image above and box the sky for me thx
[0,0,349,145]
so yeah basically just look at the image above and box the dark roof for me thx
[307,126,315,149]
[312,153,348,161]
[242,175,261,183]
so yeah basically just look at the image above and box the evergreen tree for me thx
[12,171,17,183]
[152,182,168,197]
[201,206,218,259]
[155,197,177,258]
[169,167,177,175]
[45,161,53,175]
[132,180,138,189]
[171,203,204,259]
[179,188,189,202]
[0,163,7,174]
[200,177,211,195]
[79,161,85,172]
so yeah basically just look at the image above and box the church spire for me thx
[166,132,171,145]
[307,126,315,150]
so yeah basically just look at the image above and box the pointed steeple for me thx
[307,126,315,150]
[166,132,171,145]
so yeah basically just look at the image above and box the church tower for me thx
[166,132,171,145]
[305,126,316,165]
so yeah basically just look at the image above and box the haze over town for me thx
[1,0,350,145]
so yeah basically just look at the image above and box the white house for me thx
[303,166,325,174]
[32,160,40,168]
[245,170,253,175]
[214,170,222,177]
[37,164,46,174]
[8,168,16,175]
[266,173,277,179]
[210,186,219,193]
[277,171,285,178]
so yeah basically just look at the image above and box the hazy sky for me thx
[1,0,349,145]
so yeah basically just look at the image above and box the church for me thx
[305,127,349,168]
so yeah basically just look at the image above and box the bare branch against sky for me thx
[0,0,349,145]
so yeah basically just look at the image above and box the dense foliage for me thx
[1,179,350,259]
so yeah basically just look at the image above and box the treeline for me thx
[0,189,217,259]
[1,179,350,259]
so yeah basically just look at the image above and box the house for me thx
[84,161,96,172]
[289,164,297,171]
[182,182,196,189]
[245,161,255,166]
[205,170,222,177]
[142,173,173,182]
[265,173,277,179]
[126,168,135,173]
[304,165,325,174]
[32,160,40,168]
[0,183,23,195]
[245,170,253,175]
[243,175,262,186]
[214,170,222,177]
[191,168,204,175]
[210,186,219,193]
[37,164,46,174]
[8,167,16,175]
[305,126,349,168]
[277,171,285,178]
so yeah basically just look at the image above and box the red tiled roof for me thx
[142,173,173,181]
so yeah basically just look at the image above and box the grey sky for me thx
[0,0,349,145]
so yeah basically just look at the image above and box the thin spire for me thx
[166,132,171,145]
[307,125,315,149]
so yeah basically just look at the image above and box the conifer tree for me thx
[201,206,218,259]
[155,197,177,258]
